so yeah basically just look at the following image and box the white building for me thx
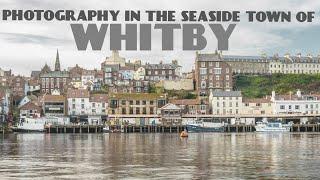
[210,91,242,115]
[271,90,320,115]
[67,89,90,116]
[269,54,320,74]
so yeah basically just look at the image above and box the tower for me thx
[54,49,61,71]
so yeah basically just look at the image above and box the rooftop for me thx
[67,89,90,98]
[212,91,242,97]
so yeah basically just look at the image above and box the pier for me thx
[291,124,320,132]
[45,125,104,133]
[112,125,187,133]
[43,124,320,133]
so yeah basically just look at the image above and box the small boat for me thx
[180,130,188,137]
[255,122,292,132]
[12,118,46,133]
[186,119,224,133]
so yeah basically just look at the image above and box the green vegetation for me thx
[235,74,320,98]
[166,90,197,99]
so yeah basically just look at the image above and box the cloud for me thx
[0,32,73,45]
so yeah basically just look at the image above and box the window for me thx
[216,62,220,67]
[201,62,206,67]
[214,68,221,74]
[200,68,207,75]
[280,105,285,109]
[295,105,299,109]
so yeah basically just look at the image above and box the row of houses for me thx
[209,90,320,116]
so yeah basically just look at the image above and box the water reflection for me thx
[0,133,320,179]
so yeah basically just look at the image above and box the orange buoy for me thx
[180,130,188,137]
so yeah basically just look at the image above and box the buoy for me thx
[180,130,188,137]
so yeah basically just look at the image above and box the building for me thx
[242,97,273,115]
[210,91,242,115]
[195,52,233,96]
[43,94,67,116]
[10,75,26,96]
[160,103,182,126]
[144,60,182,81]
[19,102,42,121]
[169,99,200,115]
[40,50,70,94]
[108,93,167,115]
[69,64,84,89]
[222,55,269,74]
[89,94,108,116]
[269,53,320,74]
[25,79,40,94]
[271,90,320,115]
[67,89,90,116]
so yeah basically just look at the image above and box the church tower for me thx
[54,49,61,71]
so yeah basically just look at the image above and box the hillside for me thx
[234,74,320,98]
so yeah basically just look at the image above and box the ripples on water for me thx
[0,133,320,179]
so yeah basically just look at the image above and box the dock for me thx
[43,124,320,133]
[291,124,320,132]
[45,125,104,133]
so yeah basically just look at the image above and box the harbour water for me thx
[0,133,320,179]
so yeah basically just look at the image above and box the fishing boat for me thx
[12,118,46,132]
[186,119,225,132]
[255,122,292,132]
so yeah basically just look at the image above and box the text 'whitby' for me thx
[70,23,236,51]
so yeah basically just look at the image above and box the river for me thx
[0,133,319,179]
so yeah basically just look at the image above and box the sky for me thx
[0,0,320,76]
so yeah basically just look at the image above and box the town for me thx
[1,50,320,133]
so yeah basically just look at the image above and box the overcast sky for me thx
[0,0,320,76]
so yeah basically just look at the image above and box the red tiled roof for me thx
[20,102,42,111]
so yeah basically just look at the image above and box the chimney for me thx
[271,91,276,101]
[297,89,302,98]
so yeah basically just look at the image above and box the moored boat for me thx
[186,119,224,133]
[255,122,292,132]
[12,118,46,133]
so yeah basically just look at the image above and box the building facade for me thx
[271,90,320,115]
[210,91,242,115]
[195,52,233,96]
[108,93,167,115]
[40,50,70,94]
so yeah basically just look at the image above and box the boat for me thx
[255,122,292,132]
[186,119,225,133]
[12,118,46,133]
